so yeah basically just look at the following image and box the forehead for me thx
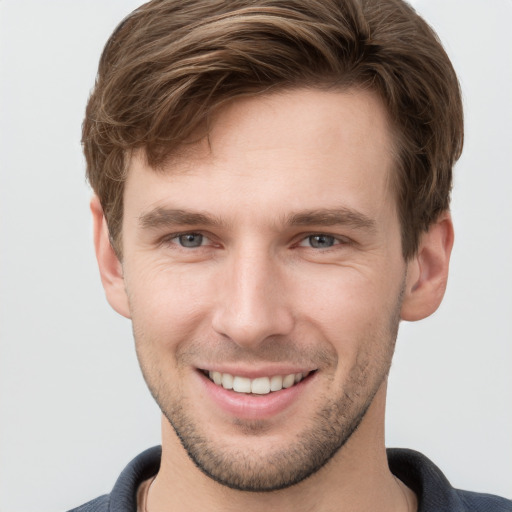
[125,88,397,226]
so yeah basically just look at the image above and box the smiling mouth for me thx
[201,370,313,395]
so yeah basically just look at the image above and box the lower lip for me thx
[197,371,314,420]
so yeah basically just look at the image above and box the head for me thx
[83,0,463,262]
[85,0,462,496]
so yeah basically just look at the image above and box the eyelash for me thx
[160,231,350,250]
[161,232,213,249]
[296,233,350,249]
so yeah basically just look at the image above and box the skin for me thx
[93,88,453,512]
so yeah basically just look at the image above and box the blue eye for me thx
[308,234,335,248]
[177,233,204,247]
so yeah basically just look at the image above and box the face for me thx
[117,89,409,491]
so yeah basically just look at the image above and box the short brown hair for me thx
[83,0,463,259]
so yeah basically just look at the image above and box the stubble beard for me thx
[134,285,404,492]
[161,376,382,492]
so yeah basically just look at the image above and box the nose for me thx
[211,247,294,349]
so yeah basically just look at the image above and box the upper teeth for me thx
[208,371,309,394]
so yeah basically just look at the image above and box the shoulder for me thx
[67,446,162,512]
[387,448,512,512]
[68,495,109,512]
[457,489,512,512]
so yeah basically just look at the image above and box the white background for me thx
[0,1,511,510]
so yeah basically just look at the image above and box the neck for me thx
[148,386,416,512]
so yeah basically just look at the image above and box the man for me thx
[71,0,511,511]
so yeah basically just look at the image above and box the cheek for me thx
[294,264,394,320]
[124,251,405,354]
[125,260,217,346]
[292,265,403,358]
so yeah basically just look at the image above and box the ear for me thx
[401,212,454,321]
[91,196,131,318]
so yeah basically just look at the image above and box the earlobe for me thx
[90,196,131,319]
[401,213,454,321]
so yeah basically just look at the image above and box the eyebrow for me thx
[285,208,376,232]
[139,206,376,232]
[139,208,223,229]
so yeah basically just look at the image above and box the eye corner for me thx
[159,230,225,251]
[296,233,350,250]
